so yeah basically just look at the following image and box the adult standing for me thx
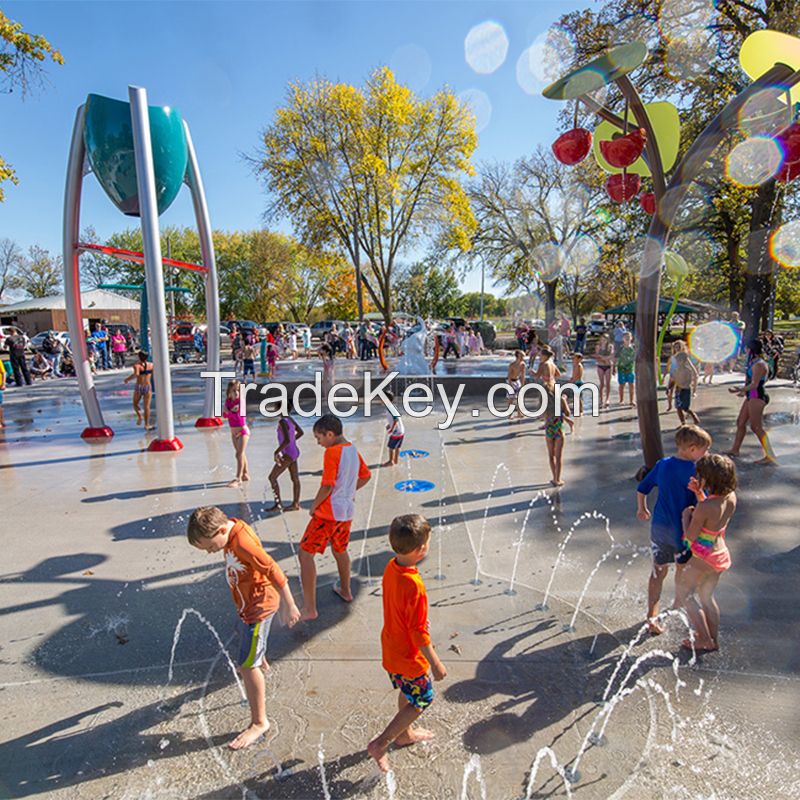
[515,321,529,352]
[726,339,775,465]
[42,332,63,377]
[7,332,31,387]
[613,320,627,352]
[595,332,614,409]
[574,318,588,354]
[111,330,127,368]
[123,350,155,430]
[559,314,572,352]
[92,323,110,370]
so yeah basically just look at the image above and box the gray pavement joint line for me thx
[356,428,384,571]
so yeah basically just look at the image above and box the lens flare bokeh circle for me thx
[769,220,800,268]
[725,136,783,187]
[465,21,509,75]
[688,321,740,364]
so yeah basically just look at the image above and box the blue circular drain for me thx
[395,480,436,493]
[400,449,430,459]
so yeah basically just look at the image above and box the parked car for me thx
[588,319,607,335]
[224,319,259,335]
[0,325,30,353]
[29,331,70,351]
[280,321,311,339]
[309,320,346,340]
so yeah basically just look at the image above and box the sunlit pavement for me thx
[1,363,798,799]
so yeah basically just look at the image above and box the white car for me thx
[0,325,31,353]
[29,331,70,351]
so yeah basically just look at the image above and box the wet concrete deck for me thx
[1,362,798,799]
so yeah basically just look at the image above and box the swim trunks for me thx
[236,613,274,668]
[388,672,434,710]
[388,434,404,450]
[300,515,352,554]
[618,370,634,385]
[675,388,692,410]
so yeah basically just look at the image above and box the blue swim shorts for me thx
[236,614,274,668]
[388,672,434,710]
[618,370,635,385]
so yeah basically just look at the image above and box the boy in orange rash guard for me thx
[368,514,447,773]
[188,506,300,750]
[299,413,371,621]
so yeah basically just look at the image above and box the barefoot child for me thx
[543,385,574,487]
[674,454,737,653]
[673,350,700,425]
[242,340,256,382]
[616,332,636,406]
[223,379,250,487]
[267,407,303,511]
[383,391,405,466]
[187,506,301,749]
[368,514,447,772]
[636,424,712,635]
[123,350,155,430]
[664,340,685,411]
[507,350,526,421]
[298,413,371,620]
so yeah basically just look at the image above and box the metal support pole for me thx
[479,255,486,322]
[129,85,181,450]
[63,104,113,438]
[183,120,223,426]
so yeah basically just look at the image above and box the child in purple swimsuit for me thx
[223,380,250,488]
[267,407,304,511]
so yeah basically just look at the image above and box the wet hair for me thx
[137,350,148,362]
[514,349,524,359]
[313,413,342,436]
[572,352,583,361]
[539,346,554,360]
[389,514,431,555]
[748,339,763,356]
[695,454,737,496]
[674,424,712,450]
[187,506,229,545]
[226,380,240,400]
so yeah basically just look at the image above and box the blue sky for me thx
[1,0,586,294]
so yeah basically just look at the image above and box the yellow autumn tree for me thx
[256,67,478,323]
[1,10,64,201]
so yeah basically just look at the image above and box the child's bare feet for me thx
[229,720,270,750]
[394,727,435,747]
[647,618,664,636]
[266,503,281,513]
[333,583,353,603]
[680,638,718,653]
[382,460,393,467]
[286,503,300,511]
[367,738,391,773]
[754,456,777,466]
[227,479,240,488]
[299,607,318,622]
[135,413,142,425]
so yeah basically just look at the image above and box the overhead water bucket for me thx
[83,93,188,217]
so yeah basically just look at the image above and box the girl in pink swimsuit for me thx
[675,454,738,653]
[223,380,250,487]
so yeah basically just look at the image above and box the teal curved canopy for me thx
[84,93,188,217]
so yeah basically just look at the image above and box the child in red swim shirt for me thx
[367,514,447,773]
[299,413,371,621]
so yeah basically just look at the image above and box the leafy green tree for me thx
[459,291,508,318]
[0,237,23,299]
[256,67,478,323]
[1,10,63,200]
[10,244,62,297]
[394,261,464,318]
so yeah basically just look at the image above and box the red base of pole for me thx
[148,437,184,452]
[195,416,224,428]
[81,426,115,439]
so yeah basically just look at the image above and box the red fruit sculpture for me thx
[639,192,656,214]
[605,173,641,203]
[599,128,647,168]
[551,128,593,165]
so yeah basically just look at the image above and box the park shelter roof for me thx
[0,289,140,313]
[602,297,701,316]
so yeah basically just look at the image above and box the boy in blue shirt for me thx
[636,424,712,635]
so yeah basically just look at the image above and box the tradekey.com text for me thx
[201,370,600,430]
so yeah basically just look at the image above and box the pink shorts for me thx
[691,542,731,572]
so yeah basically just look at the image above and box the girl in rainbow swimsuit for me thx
[675,454,738,653]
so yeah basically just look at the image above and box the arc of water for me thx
[460,753,488,800]
[541,510,614,611]
[565,542,625,631]
[602,608,692,702]
[472,463,514,585]
[318,733,331,800]
[508,492,546,595]
[523,745,573,800]
[166,608,245,700]
[385,769,398,799]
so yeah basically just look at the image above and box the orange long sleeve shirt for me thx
[380,557,431,677]
[223,519,287,624]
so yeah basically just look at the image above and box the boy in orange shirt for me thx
[299,413,371,621]
[188,506,301,749]
[368,514,447,772]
